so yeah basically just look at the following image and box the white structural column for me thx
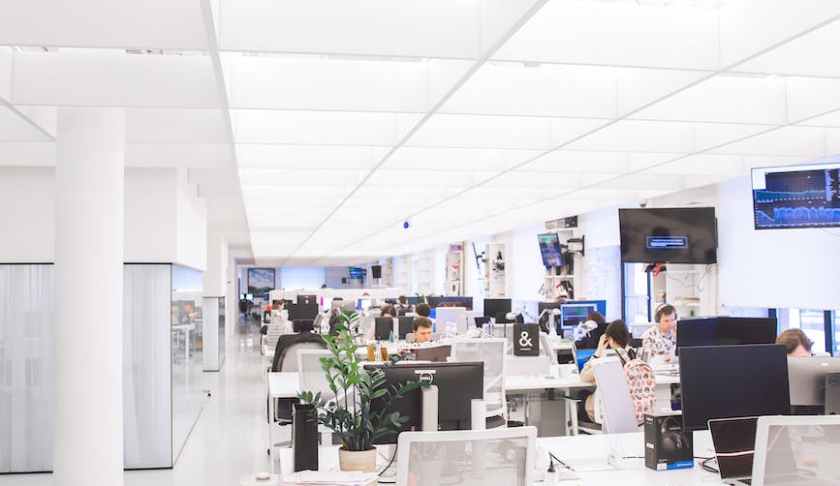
[54,108,126,486]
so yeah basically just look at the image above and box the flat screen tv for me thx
[619,207,717,264]
[752,162,840,230]
[537,232,564,268]
[348,267,367,279]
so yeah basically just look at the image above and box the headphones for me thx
[660,416,688,454]
[654,304,678,323]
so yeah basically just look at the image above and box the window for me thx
[834,311,839,356]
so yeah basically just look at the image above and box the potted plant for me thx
[298,312,421,472]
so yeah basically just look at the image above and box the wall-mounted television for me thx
[752,162,840,230]
[619,207,717,264]
[537,232,564,268]
[348,267,367,279]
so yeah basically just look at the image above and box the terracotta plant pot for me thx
[338,447,377,473]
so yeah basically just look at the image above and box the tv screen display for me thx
[348,267,367,279]
[618,207,717,264]
[537,232,564,268]
[752,162,840,230]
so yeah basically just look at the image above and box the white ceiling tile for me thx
[231,110,421,145]
[710,126,827,158]
[384,146,538,171]
[632,75,787,125]
[12,50,221,108]
[0,106,53,142]
[226,54,470,112]
[0,0,209,50]
[494,0,720,69]
[522,150,676,173]
[238,168,365,187]
[127,108,228,144]
[236,144,387,170]
[567,120,768,153]
[407,114,603,149]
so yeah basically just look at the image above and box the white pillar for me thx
[54,108,125,486]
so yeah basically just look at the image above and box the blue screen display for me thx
[752,162,840,229]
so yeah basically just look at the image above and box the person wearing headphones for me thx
[640,304,678,364]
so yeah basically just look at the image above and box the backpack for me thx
[616,348,656,425]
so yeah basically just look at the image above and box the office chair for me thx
[397,427,537,486]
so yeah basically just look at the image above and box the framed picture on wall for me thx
[247,268,275,299]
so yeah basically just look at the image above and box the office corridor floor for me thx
[2,320,279,486]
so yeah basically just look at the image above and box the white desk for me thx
[273,431,723,485]
[539,430,721,485]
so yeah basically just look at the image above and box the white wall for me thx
[0,167,207,270]
[0,167,54,262]
[718,175,840,310]
[204,231,227,297]
[279,267,326,289]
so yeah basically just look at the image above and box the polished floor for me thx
[2,320,279,486]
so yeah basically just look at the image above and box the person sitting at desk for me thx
[380,304,396,318]
[640,304,677,364]
[414,303,431,318]
[579,320,637,421]
[777,328,814,357]
[396,295,410,314]
[412,317,434,344]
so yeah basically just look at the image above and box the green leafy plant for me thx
[298,312,422,451]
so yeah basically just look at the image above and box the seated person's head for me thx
[398,295,407,306]
[587,311,606,326]
[603,320,631,349]
[380,304,396,318]
[777,328,813,357]
[412,317,434,343]
[654,304,678,333]
[415,303,431,318]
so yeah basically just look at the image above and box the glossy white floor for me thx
[1,321,279,486]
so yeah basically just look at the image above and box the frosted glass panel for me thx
[123,264,172,468]
[0,265,54,473]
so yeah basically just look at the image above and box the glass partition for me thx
[0,264,54,473]
[171,265,206,460]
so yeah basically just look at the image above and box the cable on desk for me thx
[377,446,398,483]
[548,451,576,472]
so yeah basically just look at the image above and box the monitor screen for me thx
[752,162,840,229]
[677,317,778,350]
[537,232,564,268]
[365,362,483,444]
[619,207,718,264]
[348,267,367,279]
[709,417,759,481]
[679,345,790,430]
[483,298,512,323]
[560,304,595,329]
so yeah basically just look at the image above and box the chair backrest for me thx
[452,338,507,419]
[297,349,333,399]
[397,427,536,486]
[591,358,639,434]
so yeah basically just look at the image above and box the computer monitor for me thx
[412,345,452,363]
[483,298,512,323]
[292,319,314,333]
[288,302,319,321]
[297,294,317,306]
[679,344,790,431]
[677,317,777,350]
[787,357,840,408]
[406,296,422,306]
[473,316,491,328]
[365,361,484,444]
[560,303,594,329]
[398,316,414,339]
[436,296,474,310]
[357,298,372,311]
[375,317,395,341]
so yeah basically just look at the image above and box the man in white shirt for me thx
[640,304,678,364]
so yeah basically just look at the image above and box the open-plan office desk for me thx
[273,430,723,485]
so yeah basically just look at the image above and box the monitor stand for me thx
[421,385,439,432]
